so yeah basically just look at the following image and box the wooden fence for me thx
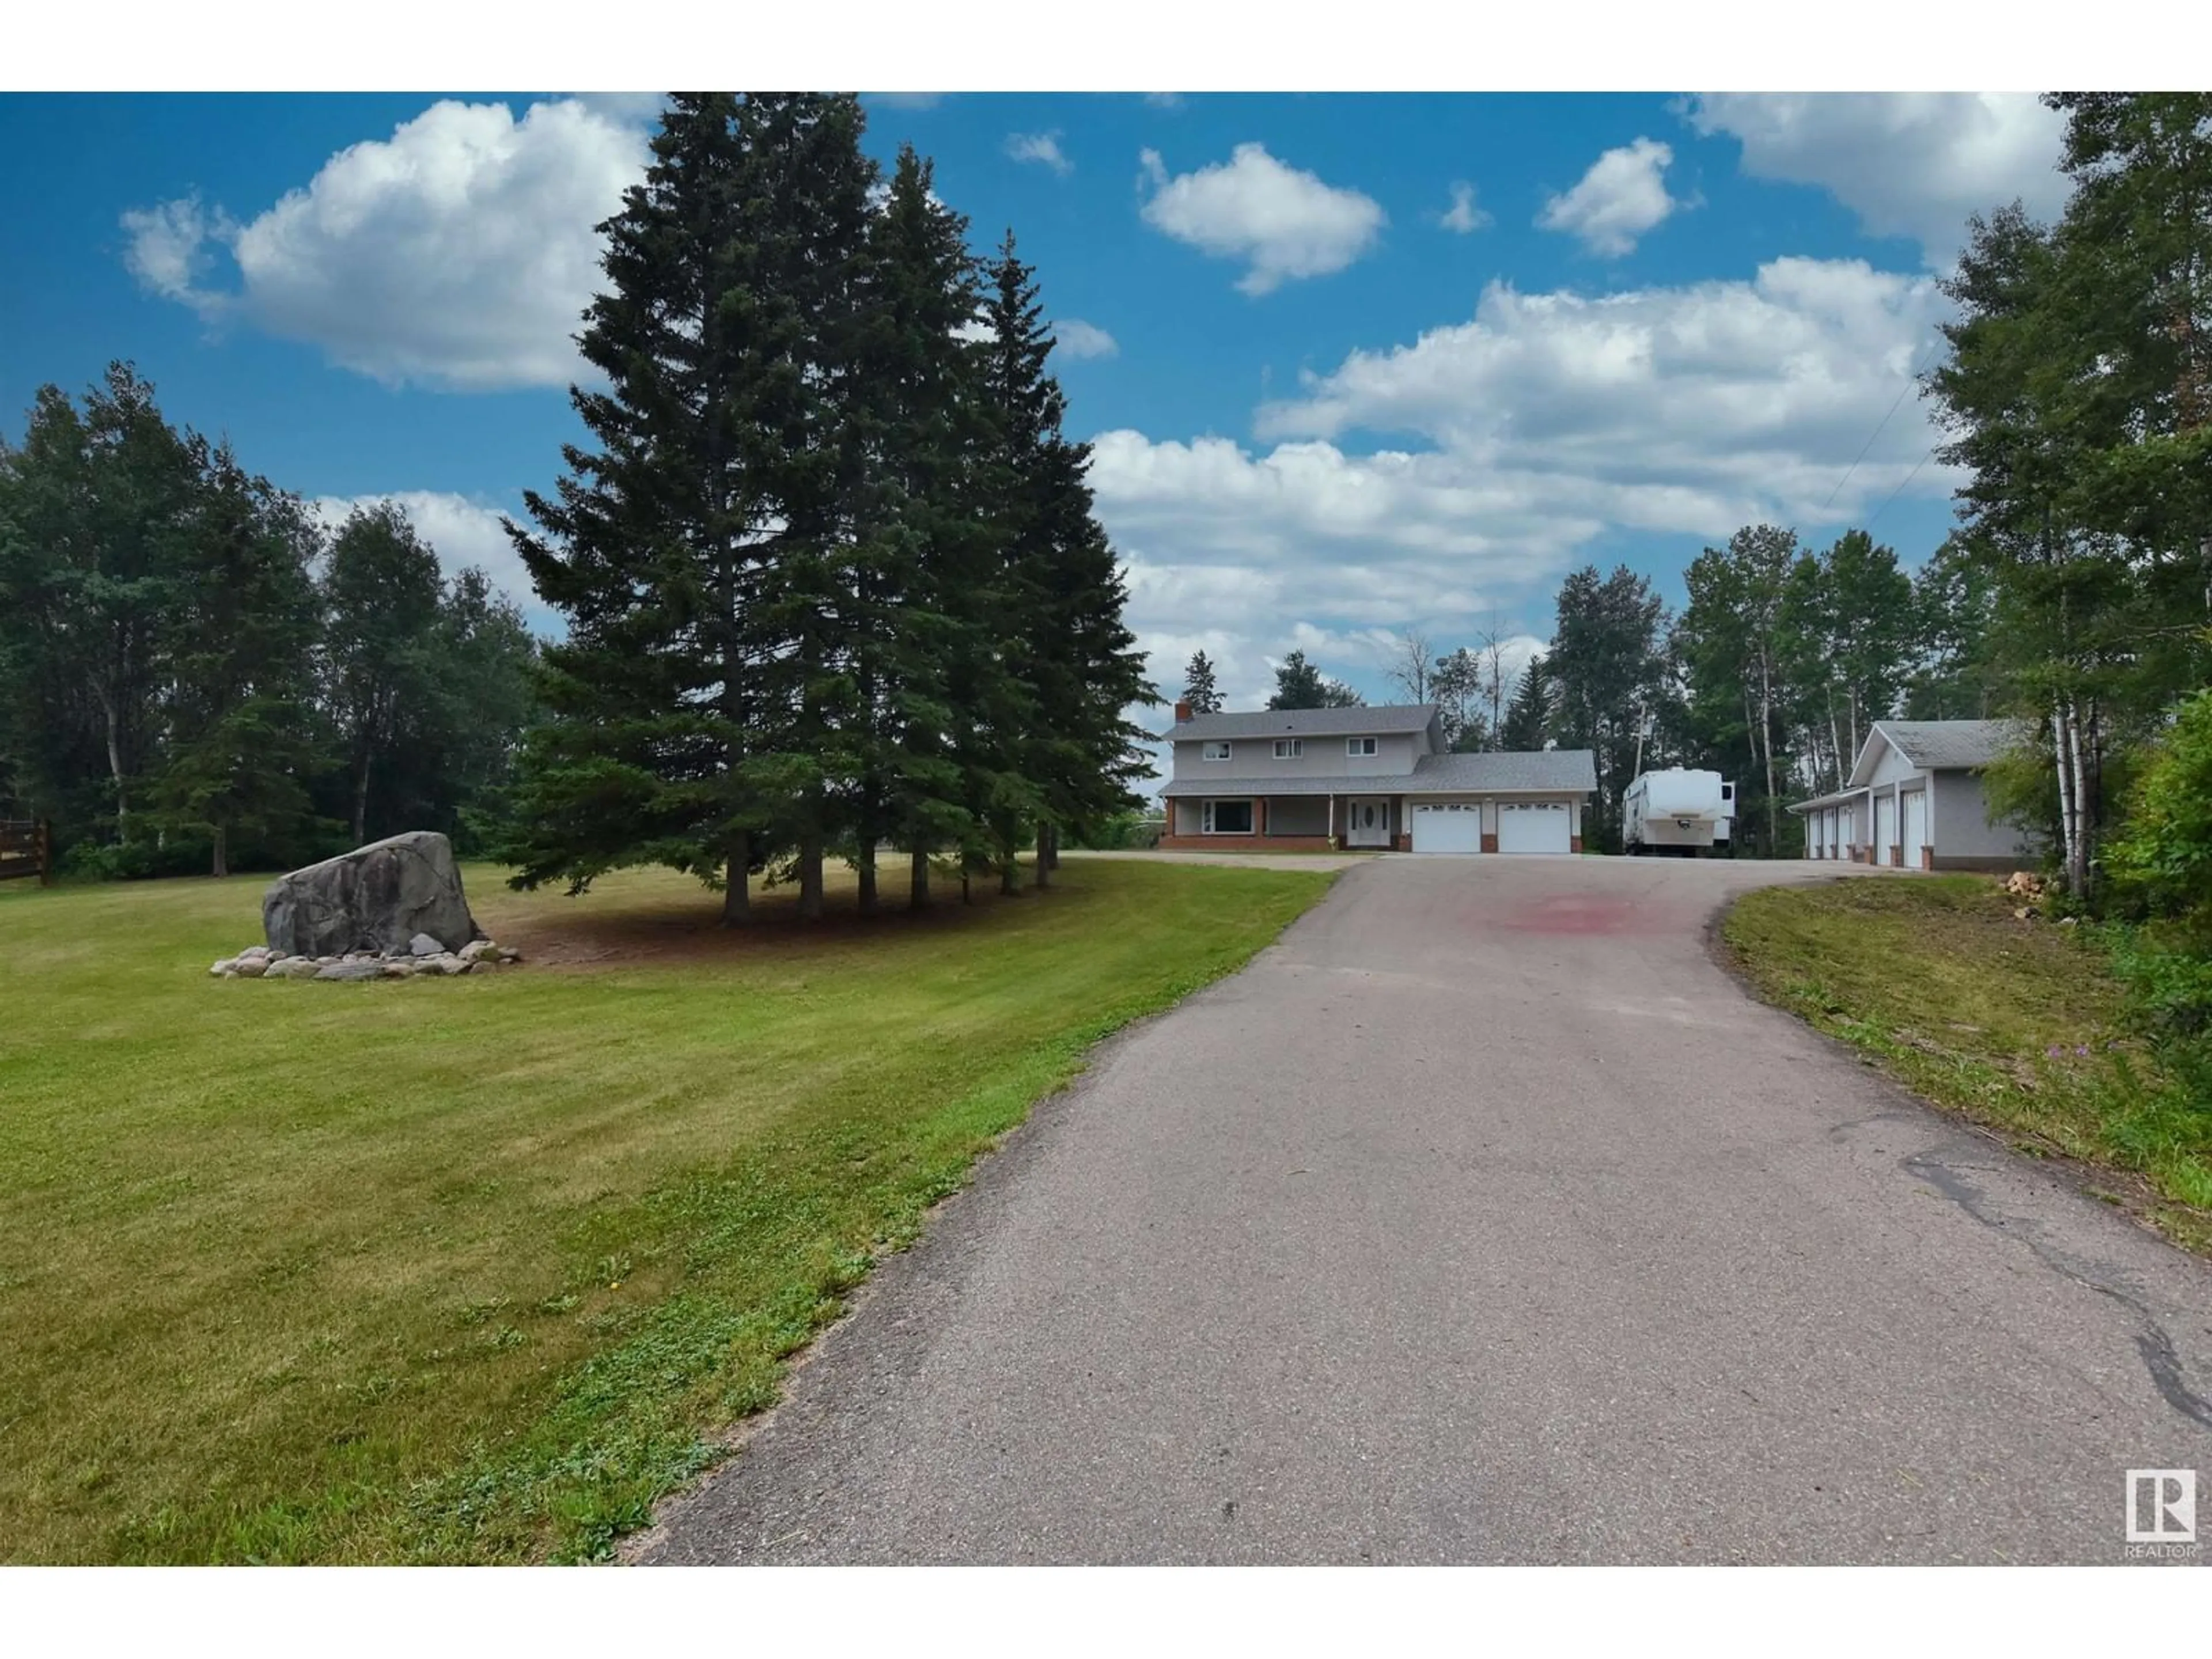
[0,819,52,886]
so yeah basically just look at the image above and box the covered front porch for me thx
[1161,791,1406,852]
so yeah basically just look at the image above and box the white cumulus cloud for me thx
[1439,181,1491,234]
[1537,137,1680,257]
[1684,92,2070,264]
[1138,142,1385,296]
[1005,131,1073,176]
[1255,257,1952,532]
[120,195,237,315]
[1088,256,1960,713]
[122,97,651,391]
[1054,319,1118,359]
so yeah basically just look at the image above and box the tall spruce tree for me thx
[849,146,1002,912]
[1181,649,1222,714]
[504,93,878,921]
[1267,649,1362,710]
[978,232,1151,892]
[1498,653,1554,751]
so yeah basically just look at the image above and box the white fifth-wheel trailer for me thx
[1622,768,1735,856]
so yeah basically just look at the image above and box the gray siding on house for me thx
[1933,770,2032,859]
[1863,737,1922,787]
[1171,730,1422,780]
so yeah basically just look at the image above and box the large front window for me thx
[1202,741,1233,762]
[1202,799,1253,835]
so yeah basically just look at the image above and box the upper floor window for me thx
[1202,741,1233,762]
[1273,738,1302,759]
[1346,736,1378,757]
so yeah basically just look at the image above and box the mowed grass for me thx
[0,856,1332,1563]
[1722,875,2212,1253]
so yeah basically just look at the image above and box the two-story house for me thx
[1158,702,1599,854]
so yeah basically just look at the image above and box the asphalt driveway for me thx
[637,855,2211,1565]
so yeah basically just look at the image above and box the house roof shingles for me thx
[1160,748,1598,798]
[1169,703,1438,741]
[1873,719,2024,771]
[1411,749,1599,793]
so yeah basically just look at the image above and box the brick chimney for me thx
[1174,700,1192,723]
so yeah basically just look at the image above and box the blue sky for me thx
[0,92,2075,711]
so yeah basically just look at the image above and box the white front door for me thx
[1497,801,1571,854]
[1410,802,1482,853]
[1346,797,1392,847]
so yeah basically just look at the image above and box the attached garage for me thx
[1410,802,1483,853]
[1497,800,1573,854]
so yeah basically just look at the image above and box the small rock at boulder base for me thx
[381,960,420,978]
[436,957,472,976]
[262,832,480,959]
[315,960,385,981]
[408,932,444,957]
[210,960,237,978]
[458,939,496,964]
[275,957,323,979]
[233,957,268,979]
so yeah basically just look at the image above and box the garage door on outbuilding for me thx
[1410,802,1482,853]
[1497,801,1572,854]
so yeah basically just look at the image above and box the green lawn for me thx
[1722,875,2212,1254]
[0,857,1332,1563]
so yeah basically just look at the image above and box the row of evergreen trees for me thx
[0,365,538,876]
[495,93,1152,920]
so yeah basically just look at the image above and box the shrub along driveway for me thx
[641,855,2212,1565]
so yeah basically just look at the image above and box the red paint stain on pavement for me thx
[1498,895,1663,934]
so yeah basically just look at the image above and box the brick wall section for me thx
[1481,834,1498,853]
[1158,835,1338,853]
[1571,836,1584,854]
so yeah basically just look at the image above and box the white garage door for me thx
[1875,793,1896,862]
[1410,802,1483,853]
[1903,789,1927,865]
[1497,801,1571,854]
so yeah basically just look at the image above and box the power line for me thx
[1820,336,1940,516]
[1864,443,1940,535]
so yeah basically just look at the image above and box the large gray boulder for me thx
[262,832,482,959]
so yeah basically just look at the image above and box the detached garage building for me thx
[1157,702,1597,853]
[1789,718,2035,872]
